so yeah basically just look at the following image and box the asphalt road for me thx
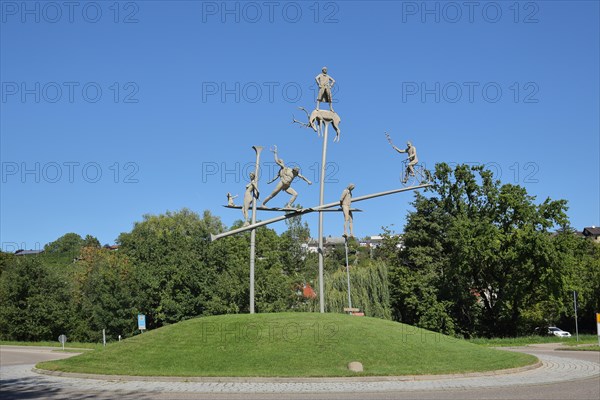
[0,346,77,367]
[1,344,598,400]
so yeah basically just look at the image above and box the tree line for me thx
[1,163,597,342]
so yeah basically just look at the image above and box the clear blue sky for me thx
[1,1,599,250]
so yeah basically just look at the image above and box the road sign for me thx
[596,313,600,346]
[138,314,146,331]
[58,334,67,350]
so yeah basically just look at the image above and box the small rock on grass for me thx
[348,361,363,372]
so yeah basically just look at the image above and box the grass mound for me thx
[38,313,536,377]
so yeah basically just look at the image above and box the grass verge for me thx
[0,340,103,350]
[37,313,536,377]
[556,345,600,352]
[469,334,598,347]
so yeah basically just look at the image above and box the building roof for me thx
[302,283,317,299]
[15,249,44,256]
[583,227,600,236]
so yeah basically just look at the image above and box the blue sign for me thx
[137,314,146,330]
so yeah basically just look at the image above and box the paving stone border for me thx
[32,360,543,383]
[1,353,597,394]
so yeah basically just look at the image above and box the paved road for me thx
[1,345,598,399]
[0,346,77,367]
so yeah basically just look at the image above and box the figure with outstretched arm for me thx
[340,183,355,237]
[242,172,259,225]
[386,132,418,183]
[262,145,312,208]
[227,193,238,207]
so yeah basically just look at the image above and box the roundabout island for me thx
[36,313,535,377]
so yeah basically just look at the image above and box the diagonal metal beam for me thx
[210,183,431,241]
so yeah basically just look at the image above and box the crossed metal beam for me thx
[210,183,432,241]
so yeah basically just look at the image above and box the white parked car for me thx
[548,327,571,337]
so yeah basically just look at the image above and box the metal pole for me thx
[344,236,352,310]
[102,329,106,347]
[573,290,579,342]
[318,123,329,313]
[249,146,263,314]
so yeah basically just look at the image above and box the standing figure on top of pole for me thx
[340,183,355,237]
[262,145,312,208]
[315,67,336,111]
[242,172,259,226]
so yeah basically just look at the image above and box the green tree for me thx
[391,163,570,337]
[325,260,392,319]
[204,232,249,314]
[206,224,296,314]
[44,232,84,255]
[70,247,136,342]
[0,256,71,341]
[552,229,600,332]
[280,207,311,277]
[117,209,224,328]
[82,234,101,248]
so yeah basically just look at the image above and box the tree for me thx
[206,224,297,314]
[44,233,84,255]
[70,247,136,342]
[0,256,71,341]
[117,209,224,328]
[204,232,249,315]
[325,260,392,319]
[82,234,101,248]
[551,229,600,332]
[390,163,570,337]
[280,206,311,277]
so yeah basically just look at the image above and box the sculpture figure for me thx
[315,67,335,111]
[387,133,418,184]
[227,192,238,206]
[293,107,341,142]
[262,146,312,208]
[242,172,259,225]
[340,183,355,237]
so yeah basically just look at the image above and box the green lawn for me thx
[37,313,536,377]
[469,334,599,347]
[557,345,600,351]
[0,340,102,350]
[558,335,599,346]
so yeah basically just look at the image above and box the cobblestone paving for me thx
[1,353,598,394]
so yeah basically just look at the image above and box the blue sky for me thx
[1,0,599,249]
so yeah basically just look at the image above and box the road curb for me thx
[32,359,542,383]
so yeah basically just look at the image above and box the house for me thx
[303,234,405,254]
[324,236,345,248]
[302,241,319,254]
[303,237,345,253]
[582,226,600,243]
[360,235,404,250]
